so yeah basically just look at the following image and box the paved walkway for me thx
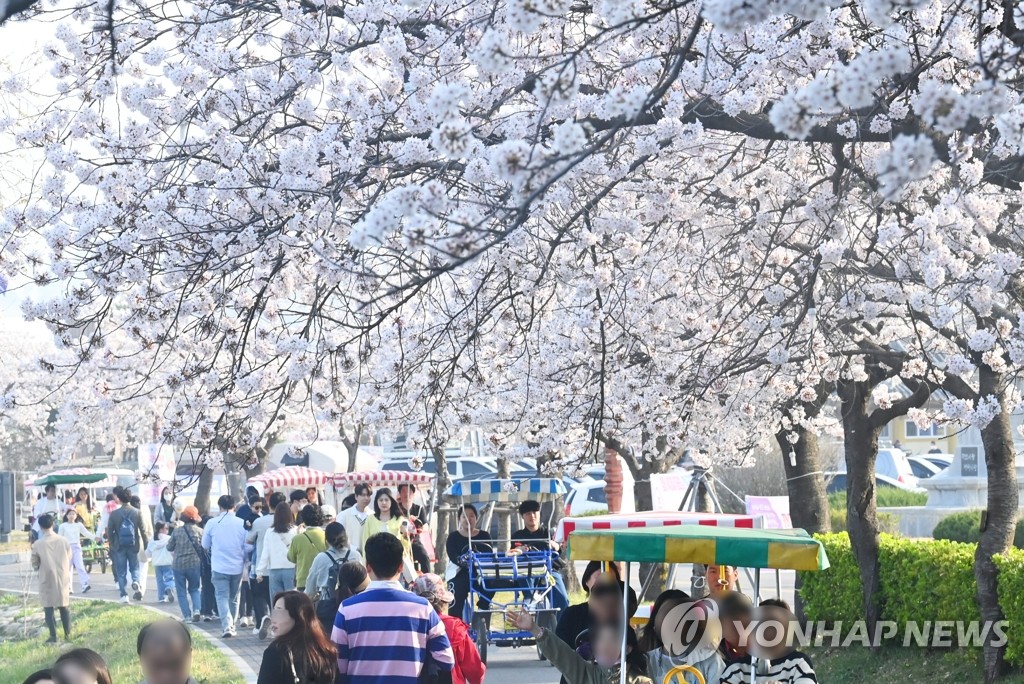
[0,558,556,684]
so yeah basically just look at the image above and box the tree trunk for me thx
[776,425,831,621]
[840,383,883,635]
[604,447,624,513]
[777,426,831,534]
[495,456,512,551]
[194,467,214,518]
[341,423,362,472]
[977,367,1017,682]
[432,444,453,574]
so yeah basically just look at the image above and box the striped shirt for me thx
[720,651,817,684]
[332,580,454,684]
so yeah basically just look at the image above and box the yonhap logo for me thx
[659,599,722,659]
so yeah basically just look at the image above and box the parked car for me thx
[921,453,954,471]
[563,479,637,517]
[380,456,534,481]
[907,455,943,479]
[823,471,925,494]
[834,448,919,488]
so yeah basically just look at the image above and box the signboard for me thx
[138,443,176,505]
[650,470,694,510]
[744,495,792,529]
[961,447,980,477]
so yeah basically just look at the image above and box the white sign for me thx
[744,495,792,529]
[650,471,694,510]
[138,443,176,505]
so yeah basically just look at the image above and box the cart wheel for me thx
[472,614,488,664]
[100,556,107,574]
[85,562,93,574]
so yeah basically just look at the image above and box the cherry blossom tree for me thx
[5,0,1024,675]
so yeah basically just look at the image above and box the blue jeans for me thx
[550,572,570,611]
[174,566,202,619]
[155,565,175,600]
[211,571,241,633]
[111,547,140,598]
[268,568,295,600]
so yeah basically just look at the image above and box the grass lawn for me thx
[0,596,243,684]
[0,531,32,554]
[811,644,1024,682]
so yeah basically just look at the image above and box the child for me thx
[59,508,95,593]
[147,522,176,604]
[721,605,817,684]
[509,608,652,684]
[646,598,724,684]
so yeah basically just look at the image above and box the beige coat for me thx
[31,531,71,608]
[138,503,155,563]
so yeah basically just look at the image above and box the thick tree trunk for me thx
[840,384,883,635]
[194,467,214,518]
[777,426,831,534]
[977,368,1016,682]
[777,425,830,621]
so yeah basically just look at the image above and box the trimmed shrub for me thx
[932,510,1024,548]
[829,505,900,535]
[799,533,863,624]
[994,550,1024,666]
[804,534,1024,665]
[828,489,926,509]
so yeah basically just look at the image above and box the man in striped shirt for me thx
[332,532,454,683]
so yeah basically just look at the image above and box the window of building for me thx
[905,420,945,438]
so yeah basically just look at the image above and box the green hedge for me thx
[828,505,901,535]
[995,552,1024,666]
[933,510,1024,548]
[803,534,1024,665]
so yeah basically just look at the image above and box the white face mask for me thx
[163,494,173,503]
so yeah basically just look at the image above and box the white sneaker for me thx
[120,596,130,604]
[251,627,261,636]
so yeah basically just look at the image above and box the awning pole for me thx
[621,561,629,684]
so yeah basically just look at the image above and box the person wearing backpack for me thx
[107,486,148,603]
[305,522,362,601]
[306,522,363,632]
[287,505,327,592]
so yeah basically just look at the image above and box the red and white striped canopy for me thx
[247,466,332,489]
[331,470,434,488]
[556,511,763,543]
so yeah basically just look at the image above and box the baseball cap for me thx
[413,573,455,604]
[321,505,337,519]
[181,506,201,522]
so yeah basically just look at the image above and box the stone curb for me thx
[0,587,258,683]
[0,551,31,566]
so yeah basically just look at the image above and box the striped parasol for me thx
[569,524,830,571]
[556,511,764,543]
[445,478,566,503]
[28,468,107,487]
[247,466,332,489]
[331,470,434,488]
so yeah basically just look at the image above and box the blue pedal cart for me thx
[446,477,567,664]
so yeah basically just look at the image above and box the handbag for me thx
[183,525,211,569]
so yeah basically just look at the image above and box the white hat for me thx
[321,505,337,519]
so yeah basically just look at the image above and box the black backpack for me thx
[315,549,351,631]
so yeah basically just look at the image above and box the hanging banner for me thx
[744,495,792,529]
[138,443,176,506]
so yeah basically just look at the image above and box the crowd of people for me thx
[25,481,816,684]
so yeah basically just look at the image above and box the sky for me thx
[0,13,59,334]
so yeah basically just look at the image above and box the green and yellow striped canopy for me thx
[568,524,829,572]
